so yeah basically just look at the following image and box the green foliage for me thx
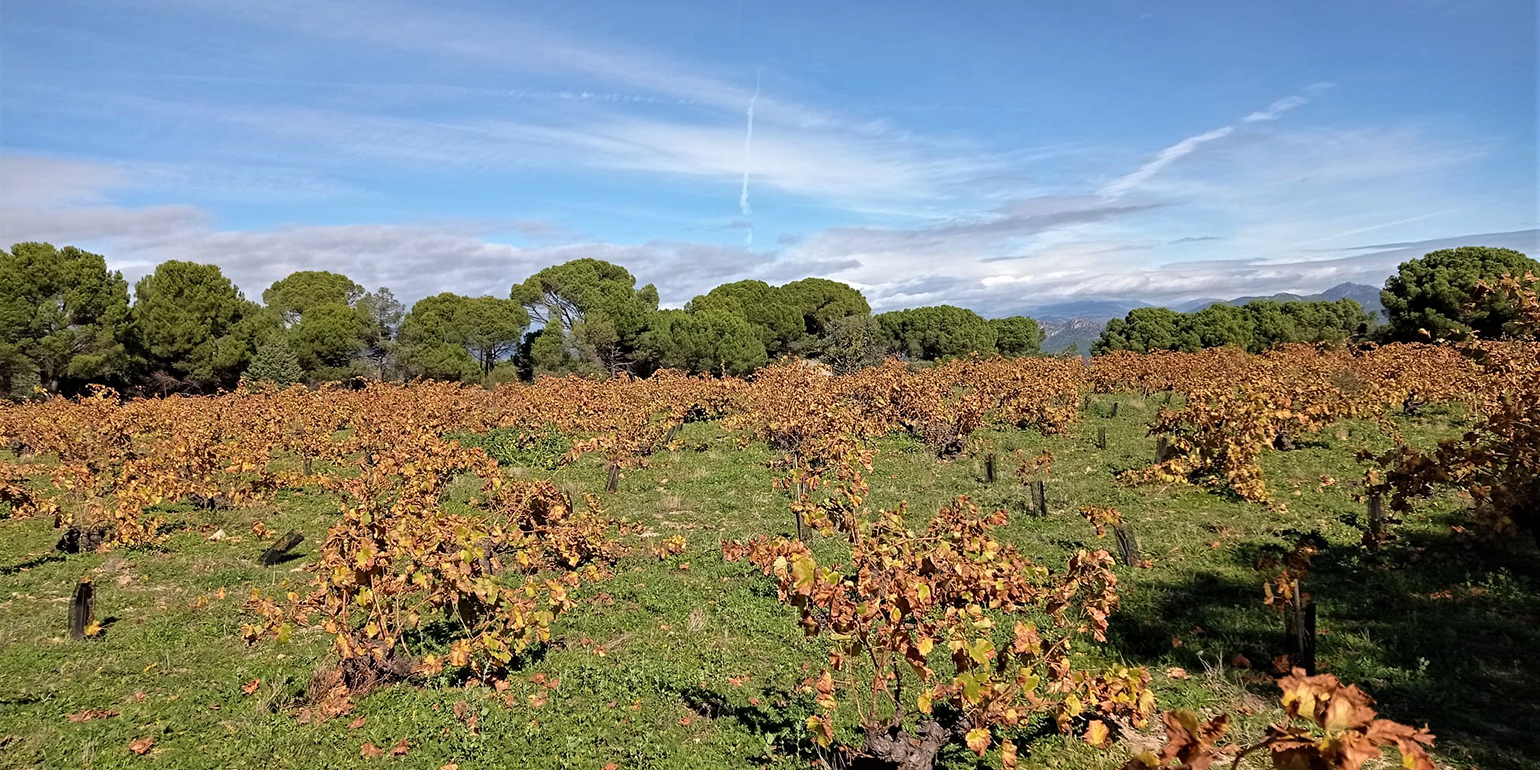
[131,260,259,389]
[262,271,364,326]
[1186,303,1254,351]
[990,315,1045,357]
[820,314,887,374]
[0,242,131,395]
[512,258,659,374]
[454,296,530,375]
[289,303,367,378]
[396,293,482,381]
[244,334,304,387]
[637,308,768,376]
[780,277,871,339]
[1094,299,1372,355]
[455,424,572,470]
[1093,307,1185,354]
[356,288,404,378]
[874,305,998,360]
[686,280,804,357]
[1380,246,1540,341]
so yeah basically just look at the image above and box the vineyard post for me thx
[1096,427,1106,449]
[1155,436,1169,463]
[984,453,996,483]
[605,462,620,494]
[1366,493,1385,550]
[1082,393,1091,412]
[1110,402,1119,418]
[1033,479,1049,517]
[70,578,93,639]
[259,531,305,566]
[1285,579,1317,675]
[1113,523,1140,567]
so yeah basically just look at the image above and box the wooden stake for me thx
[605,462,620,494]
[70,579,94,639]
[259,531,305,566]
[1033,480,1049,517]
[1366,493,1385,550]
[1113,524,1140,567]
[1096,427,1106,449]
[1284,580,1317,675]
[1155,436,1169,463]
[984,453,996,483]
[1109,402,1119,418]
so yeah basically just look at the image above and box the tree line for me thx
[2,242,1533,398]
[0,247,1048,397]
[1091,246,1540,354]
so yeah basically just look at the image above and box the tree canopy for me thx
[781,277,871,339]
[512,258,659,375]
[637,308,768,377]
[990,316,1045,357]
[262,270,365,326]
[686,280,804,358]
[1380,246,1540,341]
[876,305,998,361]
[132,260,267,390]
[0,242,131,396]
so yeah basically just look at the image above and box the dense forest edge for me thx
[1,243,1536,399]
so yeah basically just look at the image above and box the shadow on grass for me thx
[1110,528,1540,769]
[0,552,65,575]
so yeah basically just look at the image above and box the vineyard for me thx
[1,341,1538,770]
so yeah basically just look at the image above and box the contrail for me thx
[739,69,760,218]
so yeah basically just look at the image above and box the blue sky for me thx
[1,0,1535,314]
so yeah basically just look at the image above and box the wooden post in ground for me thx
[1032,480,1049,517]
[605,462,620,494]
[1082,393,1091,412]
[1155,436,1169,463]
[259,531,305,566]
[1096,427,1107,449]
[1284,579,1317,675]
[984,453,996,483]
[1113,524,1140,567]
[70,579,94,639]
[1110,402,1119,418]
[1365,493,1385,550]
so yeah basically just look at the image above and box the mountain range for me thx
[1032,282,1385,354]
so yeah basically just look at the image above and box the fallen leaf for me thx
[360,743,384,758]
[347,716,367,730]
[1231,653,1252,670]
[1083,719,1111,748]
[390,738,410,756]
[1166,667,1189,680]
[128,737,154,755]
[241,679,261,695]
[67,709,119,722]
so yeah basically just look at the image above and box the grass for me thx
[1,394,1536,770]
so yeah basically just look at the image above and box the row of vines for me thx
[4,292,1537,769]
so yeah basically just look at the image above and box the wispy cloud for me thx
[1100,86,1330,199]
[1100,126,1236,199]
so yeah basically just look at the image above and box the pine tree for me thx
[245,335,304,387]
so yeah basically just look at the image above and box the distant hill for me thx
[1176,282,1384,319]
[1039,317,1106,355]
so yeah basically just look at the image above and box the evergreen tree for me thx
[245,335,304,387]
